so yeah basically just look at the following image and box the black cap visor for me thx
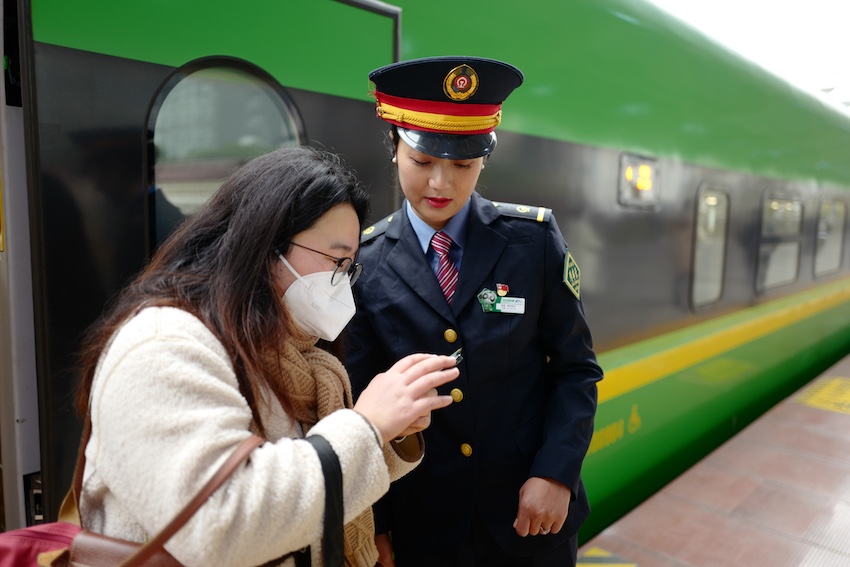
[397,127,496,160]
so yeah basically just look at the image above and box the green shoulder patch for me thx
[361,214,394,244]
[493,201,551,222]
[564,251,580,299]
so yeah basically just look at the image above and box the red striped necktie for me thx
[431,231,459,303]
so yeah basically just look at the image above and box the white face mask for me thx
[277,253,356,341]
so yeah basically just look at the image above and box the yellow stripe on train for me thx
[599,279,850,403]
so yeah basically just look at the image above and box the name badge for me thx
[477,288,526,314]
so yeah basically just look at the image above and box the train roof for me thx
[394,0,850,188]
[30,0,850,187]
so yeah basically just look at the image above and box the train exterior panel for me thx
[3,0,850,545]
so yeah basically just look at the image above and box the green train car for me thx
[3,0,850,544]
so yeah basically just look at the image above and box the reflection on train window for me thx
[757,197,802,292]
[150,65,302,245]
[692,188,729,308]
[814,200,846,277]
[618,153,659,210]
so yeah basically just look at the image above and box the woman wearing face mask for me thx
[73,145,459,567]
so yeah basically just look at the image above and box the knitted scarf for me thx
[269,327,378,567]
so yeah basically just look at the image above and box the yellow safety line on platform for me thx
[796,377,850,414]
[577,546,636,566]
[599,282,850,403]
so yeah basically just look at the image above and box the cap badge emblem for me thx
[444,65,479,101]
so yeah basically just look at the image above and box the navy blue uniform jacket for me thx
[345,192,602,558]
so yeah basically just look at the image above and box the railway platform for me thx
[577,353,850,567]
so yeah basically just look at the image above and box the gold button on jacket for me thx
[450,388,463,402]
[460,443,472,457]
[443,328,458,343]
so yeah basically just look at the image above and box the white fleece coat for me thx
[80,306,419,567]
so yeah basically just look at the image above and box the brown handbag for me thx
[40,424,264,567]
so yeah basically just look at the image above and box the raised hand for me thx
[354,353,458,444]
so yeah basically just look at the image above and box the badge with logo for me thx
[564,252,580,299]
[444,65,479,101]
[496,283,509,297]
[477,288,525,314]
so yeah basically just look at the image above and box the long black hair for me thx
[77,146,369,434]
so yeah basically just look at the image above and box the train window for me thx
[814,199,846,277]
[149,63,303,246]
[691,188,729,308]
[756,196,803,292]
[618,154,659,210]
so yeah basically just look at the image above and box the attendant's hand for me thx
[354,353,458,444]
[512,477,571,537]
[374,532,395,567]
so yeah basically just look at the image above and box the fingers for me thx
[409,392,454,418]
[354,355,457,443]
[514,477,570,537]
[513,517,557,537]
[374,533,395,567]
[385,356,458,405]
[357,353,458,443]
[409,389,440,425]
[386,352,437,375]
[512,517,530,537]
[393,354,459,387]
[403,390,453,426]
[550,516,566,534]
[405,359,459,396]
[403,408,433,436]
[398,415,430,438]
[513,511,551,537]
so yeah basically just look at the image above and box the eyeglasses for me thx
[286,241,363,286]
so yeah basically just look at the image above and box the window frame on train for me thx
[146,56,306,249]
[755,190,803,294]
[813,197,846,278]
[690,185,730,309]
[617,153,660,211]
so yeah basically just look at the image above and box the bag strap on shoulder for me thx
[69,420,342,566]
[120,435,265,567]
[304,435,343,567]
[68,420,263,567]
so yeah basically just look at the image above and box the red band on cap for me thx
[376,92,502,118]
[374,92,502,134]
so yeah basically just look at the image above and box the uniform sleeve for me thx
[530,217,603,494]
[85,309,391,567]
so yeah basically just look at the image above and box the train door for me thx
[0,0,39,531]
[1,0,400,529]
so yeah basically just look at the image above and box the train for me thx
[3,0,850,545]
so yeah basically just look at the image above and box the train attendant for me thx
[74,146,460,567]
[344,56,604,567]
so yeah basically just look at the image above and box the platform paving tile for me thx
[579,368,850,567]
[663,463,760,514]
[703,440,850,501]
